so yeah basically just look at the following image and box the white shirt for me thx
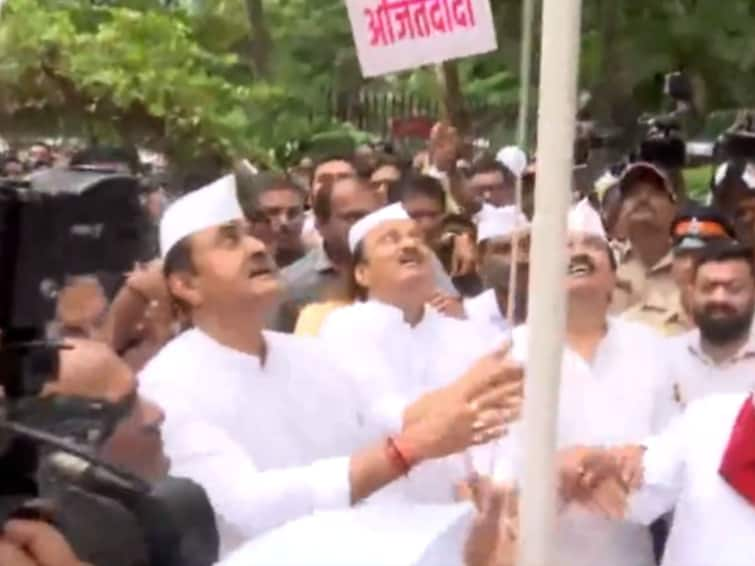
[319,300,504,500]
[666,326,755,408]
[463,289,510,335]
[507,317,676,566]
[139,329,369,556]
[629,393,755,566]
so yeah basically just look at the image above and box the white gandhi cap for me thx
[159,174,244,259]
[348,202,410,253]
[476,206,529,244]
[496,146,528,178]
[568,198,606,240]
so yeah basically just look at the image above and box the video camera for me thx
[716,111,755,162]
[637,71,693,170]
[0,171,219,565]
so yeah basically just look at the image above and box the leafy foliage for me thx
[1,0,755,166]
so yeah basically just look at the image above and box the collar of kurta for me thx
[719,393,755,506]
[688,328,755,367]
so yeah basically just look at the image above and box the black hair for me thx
[310,154,356,184]
[162,236,196,314]
[397,173,446,210]
[347,241,368,302]
[468,152,515,180]
[239,172,306,219]
[692,240,754,278]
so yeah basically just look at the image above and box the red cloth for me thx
[719,394,755,505]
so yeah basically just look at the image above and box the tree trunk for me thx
[244,0,271,77]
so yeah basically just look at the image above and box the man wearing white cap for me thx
[500,199,676,566]
[319,203,524,500]
[464,206,530,334]
[139,175,519,556]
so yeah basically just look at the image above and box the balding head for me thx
[43,338,134,404]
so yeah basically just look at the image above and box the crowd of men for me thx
[3,121,755,566]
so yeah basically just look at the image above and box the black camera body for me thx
[0,169,219,565]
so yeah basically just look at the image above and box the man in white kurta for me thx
[319,204,523,501]
[503,200,676,566]
[139,176,518,558]
[622,392,755,566]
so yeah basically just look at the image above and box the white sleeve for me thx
[627,410,687,525]
[166,417,351,539]
[651,347,683,433]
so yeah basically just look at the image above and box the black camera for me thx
[717,112,755,162]
[0,171,219,565]
[637,71,694,170]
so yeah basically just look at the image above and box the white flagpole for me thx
[516,0,583,563]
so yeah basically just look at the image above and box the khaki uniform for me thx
[622,286,692,336]
[611,248,677,314]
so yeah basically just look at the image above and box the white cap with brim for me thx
[476,205,529,244]
[714,162,755,190]
[496,146,528,178]
[348,202,410,253]
[568,198,606,240]
[159,174,244,259]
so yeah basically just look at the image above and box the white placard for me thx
[345,0,498,77]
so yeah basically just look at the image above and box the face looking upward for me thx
[621,179,677,234]
[565,232,616,304]
[355,219,435,308]
[168,220,281,319]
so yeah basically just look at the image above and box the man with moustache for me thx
[281,176,383,333]
[502,199,675,566]
[319,203,523,500]
[139,176,520,557]
[666,241,755,407]
[612,163,679,313]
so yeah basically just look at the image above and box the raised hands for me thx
[402,342,524,461]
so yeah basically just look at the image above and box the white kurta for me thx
[507,317,676,566]
[463,289,511,335]
[666,327,755,407]
[139,329,369,557]
[319,300,504,500]
[629,393,755,566]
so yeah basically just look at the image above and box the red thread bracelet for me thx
[386,436,413,475]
